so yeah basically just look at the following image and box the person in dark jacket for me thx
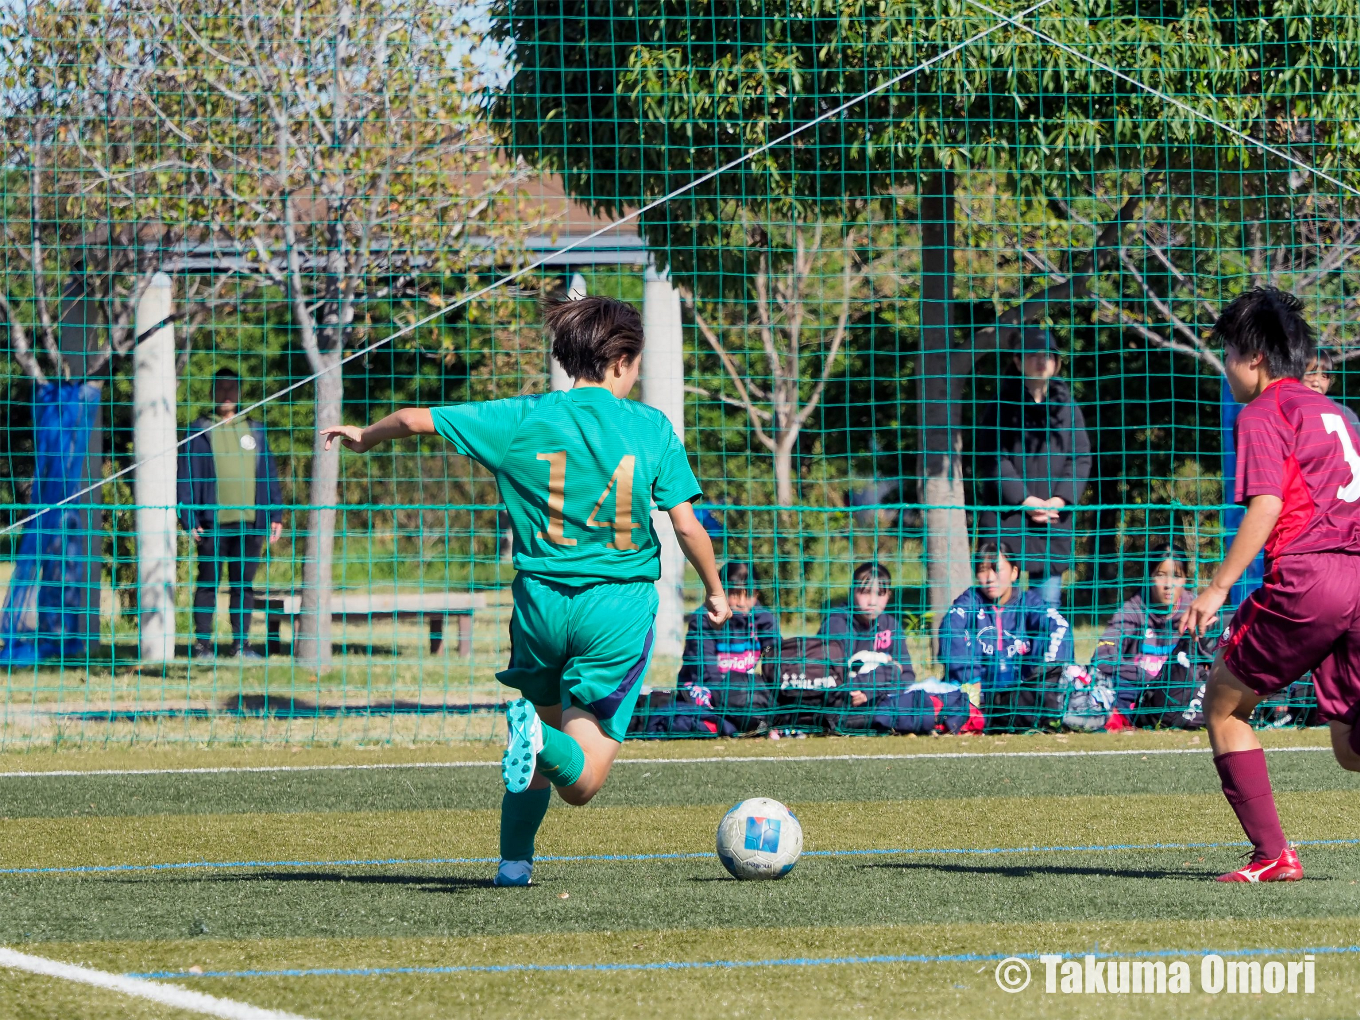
[818,561,916,710]
[1089,542,1214,717]
[177,369,284,659]
[975,327,1092,607]
[677,561,780,718]
[939,540,1073,695]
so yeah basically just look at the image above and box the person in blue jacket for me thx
[818,561,916,712]
[939,540,1072,698]
[677,562,780,721]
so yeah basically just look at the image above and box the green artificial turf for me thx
[0,745,1354,819]
[1,732,1357,1019]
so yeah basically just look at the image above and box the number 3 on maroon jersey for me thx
[1322,413,1360,503]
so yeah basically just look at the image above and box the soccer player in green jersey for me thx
[321,295,731,886]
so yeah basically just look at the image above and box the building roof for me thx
[507,173,647,266]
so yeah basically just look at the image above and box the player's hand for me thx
[703,591,731,626]
[269,522,284,545]
[189,527,202,543]
[1180,584,1228,636]
[849,690,869,707]
[320,425,370,453]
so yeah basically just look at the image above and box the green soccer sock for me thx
[535,724,586,787]
[499,786,551,862]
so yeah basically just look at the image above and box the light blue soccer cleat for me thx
[494,859,533,887]
[502,698,544,793]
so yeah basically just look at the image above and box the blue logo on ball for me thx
[744,816,781,852]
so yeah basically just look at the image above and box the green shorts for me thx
[498,574,658,743]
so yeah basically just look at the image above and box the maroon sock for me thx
[1215,749,1288,862]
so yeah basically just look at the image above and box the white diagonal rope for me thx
[964,0,1360,199]
[0,0,1059,538]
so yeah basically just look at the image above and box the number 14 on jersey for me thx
[535,452,640,550]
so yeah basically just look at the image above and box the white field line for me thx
[0,744,1329,779]
[0,947,314,1020]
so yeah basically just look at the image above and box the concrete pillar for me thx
[548,273,586,392]
[133,273,178,662]
[642,263,688,659]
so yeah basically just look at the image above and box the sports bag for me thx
[628,689,720,737]
[764,636,847,731]
[983,663,1067,732]
[1255,680,1318,729]
[1062,665,1117,732]
[1136,643,1206,729]
[872,683,973,735]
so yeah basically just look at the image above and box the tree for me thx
[104,0,534,666]
[0,1,234,387]
[493,0,1360,627]
[681,218,865,506]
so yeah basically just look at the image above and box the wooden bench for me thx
[254,590,487,657]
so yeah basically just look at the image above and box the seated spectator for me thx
[818,562,916,712]
[939,540,1072,712]
[1302,347,1360,431]
[1089,542,1213,726]
[678,562,780,727]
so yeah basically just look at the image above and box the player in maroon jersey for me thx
[1182,287,1360,883]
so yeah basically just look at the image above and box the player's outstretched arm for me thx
[1181,493,1283,635]
[319,408,435,454]
[668,501,731,626]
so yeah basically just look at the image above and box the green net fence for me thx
[0,0,1353,746]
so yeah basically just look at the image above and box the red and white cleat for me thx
[1216,846,1303,883]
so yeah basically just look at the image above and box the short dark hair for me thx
[1308,347,1336,374]
[214,368,240,384]
[543,295,645,383]
[719,561,759,595]
[1145,541,1190,576]
[1210,287,1314,380]
[852,561,892,590]
[975,539,1017,568]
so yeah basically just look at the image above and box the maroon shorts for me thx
[1220,552,1360,724]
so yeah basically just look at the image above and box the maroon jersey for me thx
[1235,378,1360,562]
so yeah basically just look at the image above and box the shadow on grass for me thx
[860,860,1204,881]
[54,693,504,721]
[112,870,498,892]
[0,639,409,674]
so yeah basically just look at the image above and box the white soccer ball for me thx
[715,797,803,880]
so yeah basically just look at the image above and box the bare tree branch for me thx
[1137,227,1221,322]
[1095,298,1225,374]
[797,242,861,427]
[684,297,776,451]
[970,168,1165,359]
[683,384,772,421]
[0,292,48,384]
[28,155,63,375]
[1116,248,1214,354]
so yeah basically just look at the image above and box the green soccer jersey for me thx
[431,387,702,585]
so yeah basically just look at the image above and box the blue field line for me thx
[4,837,1359,878]
[128,944,1360,981]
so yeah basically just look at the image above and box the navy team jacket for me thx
[677,607,780,704]
[818,608,916,700]
[937,587,1072,693]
